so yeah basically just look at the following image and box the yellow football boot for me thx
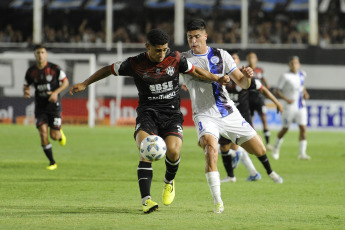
[46,163,58,171]
[162,180,175,206]
[59,129,66,146]
[142,199,158,213]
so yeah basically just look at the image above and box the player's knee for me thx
[219,144,229,153]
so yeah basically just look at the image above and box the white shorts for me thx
[282,106,307,128]
[193,107,257,145]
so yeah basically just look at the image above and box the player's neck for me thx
[36,61,47,69]
[249,64,256,69]
[192,46,208,55]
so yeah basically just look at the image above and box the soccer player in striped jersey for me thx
[272,56,310,160]
[69,29,229,214]
[181,19,283,214]
[23,44,68,170]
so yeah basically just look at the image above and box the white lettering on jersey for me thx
[149,81,173,94]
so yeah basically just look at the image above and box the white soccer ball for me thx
[140,135,167,161]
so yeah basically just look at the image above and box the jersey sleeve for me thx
[111,58,133,77]
[222,50,237,75]
[58,70,67,82]
[277,74,286,90]
[179,55,194,74]
[249,79,263,91]
[24,70,32,86]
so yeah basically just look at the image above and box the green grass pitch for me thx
[0,125,344,229]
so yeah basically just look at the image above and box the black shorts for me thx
[134,108,184,140]
[249,93,266,116]
[35,110,62,130]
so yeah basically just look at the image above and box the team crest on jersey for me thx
[142,72,149,78]
[210,56,219,64]
[46,75,53,82]
[166,66,175,76]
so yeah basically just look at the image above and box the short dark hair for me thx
[146,29,169,46]
[33,44,47,51]
[186,18,206,31]
[229,49,239,56]
[288,55,299,62]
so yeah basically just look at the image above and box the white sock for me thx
[274,138,283,150]
[239,147,258,176]
[142,195,151,205]
[205,171,222,204]
[299,140,307,156]
[229,149,237,157]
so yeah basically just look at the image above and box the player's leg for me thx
[272,109,292,160]
[49,113,66,146]
[241,135,283,183]
[36,113,57,170]
[200,134,224,213]
[219,137,236,183]
[259,111,272,151]
[135,129,158,213]
[162,135,182,205]
[297,108,310,160]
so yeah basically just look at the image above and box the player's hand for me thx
[24,91,31,98]
[286,99,294,104]
[218,75,230,85]
[276,102,283,114]
[47,91,58,103]
[69,83,87,95]
[241,66,253,78]
[181,84,188,92]
[304,92,310,100]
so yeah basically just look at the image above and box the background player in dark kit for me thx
[23,44,69,170]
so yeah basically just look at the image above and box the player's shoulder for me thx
[47,62,61,70]
[180,50,193,58]
[255,67,264,72]
[299,70,307,77]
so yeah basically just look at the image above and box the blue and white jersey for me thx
[277,70,307,109]
[181,47,237,118]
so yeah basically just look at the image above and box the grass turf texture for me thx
[0,125,344,229]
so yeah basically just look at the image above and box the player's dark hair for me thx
[229,49,239,56]
[186,18,206,31]
[33,44,47,51]
[289,55,299,62]
[146,29,169,46]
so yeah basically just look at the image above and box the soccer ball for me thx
[140,135,167,161]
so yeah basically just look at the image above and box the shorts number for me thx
[53,118,61,127]
[198,121,203,131]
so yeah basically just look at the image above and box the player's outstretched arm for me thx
[303,87,310,100]
[23,85,31,98]
[190,66,230,85]
[229,66,253,89]
[260,86,283,114]
[69,65,112,95]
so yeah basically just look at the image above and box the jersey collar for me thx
[192,47,210,57]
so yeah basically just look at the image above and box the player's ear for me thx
[145,43,150,51]
[205,33,208,41]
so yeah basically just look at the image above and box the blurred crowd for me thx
[0,11,344,46]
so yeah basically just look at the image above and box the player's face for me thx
[187,30,208,54]
[34,48,47,65]
[289,58,300,73]
[146,43,169,63]
[232,54,240,66]
[247,53,257,66]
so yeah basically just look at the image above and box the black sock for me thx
[257,154,273,175]
[137,161,152,199]
[164,156,180,183]
[42,144,55,165]
[264,129,270,145]
[221,151,234,177]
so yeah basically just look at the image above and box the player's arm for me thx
[275,88,293,104]
[303,87,310,100]
[261,77,270,89]
[23,84,31,98]
[229,66,253,89]
[260,86,283,114]
[69,65,112,95]
[189,66,230,85]
[48,78,70,103]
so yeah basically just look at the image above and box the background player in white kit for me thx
[272,56,311,160]
[181,19,283,213]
